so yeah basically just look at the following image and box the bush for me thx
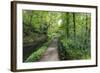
[25,41,50,62]
[58,37,91,60]
[25,46,47,62]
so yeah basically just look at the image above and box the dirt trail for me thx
[39,38,60,61]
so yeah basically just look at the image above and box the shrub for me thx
[25,41,50,62]
[25,46,47,62]
[58,37,91,60]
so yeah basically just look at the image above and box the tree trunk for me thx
[73,13,76,40]
[66,13,69,38]
[29,11,33,32]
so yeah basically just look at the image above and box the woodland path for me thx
[39,38,60,61]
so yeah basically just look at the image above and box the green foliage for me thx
[58,38,91,60]
[57,12,91,60]
[25,42,50,62]
[23,9,91,62]
[25,46,47,62]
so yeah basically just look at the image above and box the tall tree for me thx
[73,13,76,40]
[28,11,34,32]
[66,13,69,38]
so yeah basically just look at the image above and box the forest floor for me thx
[39,38,60,61]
